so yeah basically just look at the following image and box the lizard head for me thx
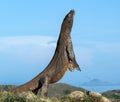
[60,9,75,37]
[64,9,75,30]
[65,9,75,21]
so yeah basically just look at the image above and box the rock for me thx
[68,91,85,100]
[87,91,111,102]
[88,91,102,97]
[18,92,55,102]
[68,91,111,102]
[101,96,111,102]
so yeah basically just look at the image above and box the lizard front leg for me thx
[66,39,80,71]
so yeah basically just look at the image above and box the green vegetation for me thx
[48,83,85,97]
[0,85,15,92]
[0,83,86,102]
[0,91,109,102]
[0,91,26,102]
[102,90,120,99]
[0,83,119,102]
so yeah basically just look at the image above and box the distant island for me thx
[82,79,114,86]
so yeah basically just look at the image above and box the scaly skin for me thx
[14,10,80,96]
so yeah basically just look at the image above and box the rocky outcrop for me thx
[68,91,111,102]
[68,91,85,101]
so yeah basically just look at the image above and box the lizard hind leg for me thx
[34,76,49,97]
[32,81,42,95]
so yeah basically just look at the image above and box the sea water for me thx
[80,85,120,92]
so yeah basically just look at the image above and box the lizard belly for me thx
[50,66,68,83]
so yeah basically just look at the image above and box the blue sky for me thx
[0,0,120,88]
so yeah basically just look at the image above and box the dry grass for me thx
[0,91,111,102]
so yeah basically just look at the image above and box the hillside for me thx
[102,90,120,99]
[48,83,85,97]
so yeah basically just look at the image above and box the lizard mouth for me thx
[66,9,75,19]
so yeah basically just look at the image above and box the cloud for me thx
[0,36,56,50]
[74,40,120,71]
[0,35,94,73]
[1,36,119,72]
[0,36,57,64]
[95,42,120,55]
[78,40,120,55]
[0,36,58,84]
[75,47,94,69]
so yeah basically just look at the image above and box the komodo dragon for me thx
[14,10,80,96]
